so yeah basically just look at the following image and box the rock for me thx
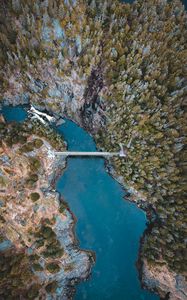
[142,260,187,300]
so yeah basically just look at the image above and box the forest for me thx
[0,0,186,297]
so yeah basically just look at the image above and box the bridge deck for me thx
[55,151,120,157]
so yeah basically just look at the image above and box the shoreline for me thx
[0,1,186,297]
[47,147,96,299]
[0,109,95,299]
[1,101,184,300]
[1,101,161,298]
[29,102,162,298]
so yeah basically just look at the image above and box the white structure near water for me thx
[29,105,55,122]
[55,143,126,158]
[28,106,126,158]
[54,151,126,158]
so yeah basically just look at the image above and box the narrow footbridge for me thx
[29,106,128,158]
[55,144,126,158]
[55,151,120,157]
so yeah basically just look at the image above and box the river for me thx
[1,105,159,300]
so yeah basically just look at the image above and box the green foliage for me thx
[29,254,40,262]
[59,201,68,214]
[92,0,186,276]
[33,138,43,148]
[40,225,55,239]
[30,192,40,202]
[0,249,39,298]
[46,262,60,273]
[26,284,40,299]
[20,139,43,153]
[45,281,58,293]
[20,142,35,153]
[29,157,41,172]
[32,263,43,271]
[0,176,7,187]
[29,174,39,182]
[0,0,186,281]
[33,224,64,259]
[42,244,64,259]
[0,122,6,130]
[2,123,27,147]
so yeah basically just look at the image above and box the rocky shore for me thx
[0,0,186,299]
[0,115,93,299]
[1,69,186,300]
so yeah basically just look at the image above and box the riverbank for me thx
[0,0,186,298]
[22,104,174,300]
[34,104,187,300]
[1,101,186,300]
[68,112,187,300]
[0,114,93,299]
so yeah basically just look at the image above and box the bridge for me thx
[28,106,127,158]
[55,144,126,158]
[55,151,123,157]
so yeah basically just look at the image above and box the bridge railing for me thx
[54,151,126,157]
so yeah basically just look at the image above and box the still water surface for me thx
[2,106,159,300]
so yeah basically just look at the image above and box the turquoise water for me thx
[2,106,159,300]
[2,106,27,122]
[56,120,159,300]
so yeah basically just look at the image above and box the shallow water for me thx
[2,106,159,300]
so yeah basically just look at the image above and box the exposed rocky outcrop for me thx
[0,0,186,299]
[142,260,187,300]
[0,116,93,299]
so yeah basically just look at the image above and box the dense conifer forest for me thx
[0,0,186,298]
